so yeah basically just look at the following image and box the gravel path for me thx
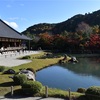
[0,96,65,100]
[0,51,39,67]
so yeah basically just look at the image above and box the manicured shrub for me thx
[85,86,100,96]
[21,55,31,59]
[77,87,86,93]
[21,81,43,95]
[13,74,27,85]
[85,86,100,100]
[0,66,5,72]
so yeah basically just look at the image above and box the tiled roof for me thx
[0,19,31,40]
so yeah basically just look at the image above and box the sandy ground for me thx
[0,50,40,67]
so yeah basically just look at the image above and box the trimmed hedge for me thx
[0,66,5,72]
[13,74,27,85]
[77,88,86,93]
[85,86,100,96]
[85,86,100,100]
[21,81,43,95]
[21,56,31,59]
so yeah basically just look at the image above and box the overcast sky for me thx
[0,0,100,32]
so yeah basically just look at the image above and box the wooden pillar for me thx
[45,86,48,98]
[11,86,13,96]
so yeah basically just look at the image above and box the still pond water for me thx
[36,54,100,91]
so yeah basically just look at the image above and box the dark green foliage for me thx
[77,88,86,93]
[22,23,55,35]
[85,86,100,96]
[21,81,43,95]
[0,66,5,72]
[21,55,31,59]
[85,86,100,100]
[13,74,27,85]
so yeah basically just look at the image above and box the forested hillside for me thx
[23,9,100,53]
[22,9,100,35]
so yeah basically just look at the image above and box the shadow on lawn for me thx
[76,95,100,100]
[76,95,87,100]
[4,89,42,99]
[5,89,24,98]
[0,81,14,87]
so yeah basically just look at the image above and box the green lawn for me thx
[0,51,84,99]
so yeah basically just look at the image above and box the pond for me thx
[36,54,100,91]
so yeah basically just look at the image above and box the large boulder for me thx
[59,54,78,64]
[68,57,78,63]
[20,69,35,81]
[4,69,15,74]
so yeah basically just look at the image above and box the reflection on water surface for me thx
[36,55,100,91]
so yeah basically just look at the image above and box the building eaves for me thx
[0,19,31,40]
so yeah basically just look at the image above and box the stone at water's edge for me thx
[59,54,78,64]
[20,69,36,81]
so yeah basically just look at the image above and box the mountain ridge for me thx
[22,9,100,35]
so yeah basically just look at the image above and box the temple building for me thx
[0,19,31,52]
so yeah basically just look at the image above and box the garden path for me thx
[0,50,40,67]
